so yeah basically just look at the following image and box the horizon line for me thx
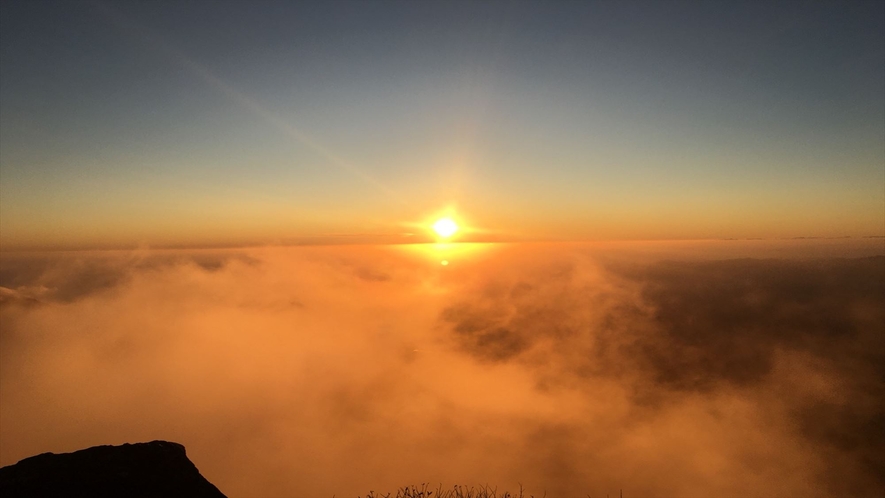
[2,234,884,254]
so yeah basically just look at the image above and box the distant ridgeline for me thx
[0,440,226,498]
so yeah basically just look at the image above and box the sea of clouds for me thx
[1,241,882,497]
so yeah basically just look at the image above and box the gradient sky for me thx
[1,0,883,249]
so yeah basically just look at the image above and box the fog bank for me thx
[1,241,882,497]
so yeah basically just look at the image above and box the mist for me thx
[1,241,882,497]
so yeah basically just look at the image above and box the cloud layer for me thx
[1,243,882,497]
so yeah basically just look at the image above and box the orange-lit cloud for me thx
[0,242,882,497]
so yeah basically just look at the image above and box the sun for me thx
[432,217,459,238]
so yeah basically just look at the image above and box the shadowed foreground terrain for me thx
[0,440,226,497]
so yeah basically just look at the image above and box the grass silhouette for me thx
[355,484,624,498]
[356,484,533,498]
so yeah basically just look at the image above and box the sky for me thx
[1,0,883,249]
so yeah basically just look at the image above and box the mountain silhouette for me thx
[0,440,226,497]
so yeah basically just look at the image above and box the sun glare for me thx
[432,217,459,238]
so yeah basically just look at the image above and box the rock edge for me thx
[0,440,227,498]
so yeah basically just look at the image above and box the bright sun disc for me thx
[432,218,458,238]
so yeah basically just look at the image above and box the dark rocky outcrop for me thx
[0,440,226,498]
